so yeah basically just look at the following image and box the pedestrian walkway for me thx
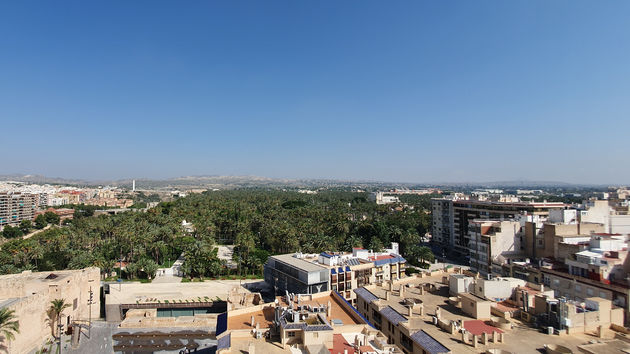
[153,253,185,283]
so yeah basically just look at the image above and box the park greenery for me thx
[0,190,433,280]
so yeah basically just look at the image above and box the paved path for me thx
[152,273,182,283]
[64,321,117,354]
[153,253,185,283]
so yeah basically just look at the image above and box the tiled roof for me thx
[354,287,378,303]
[410,330,450,354]
[380,306,407,326]
[463,320,503,336]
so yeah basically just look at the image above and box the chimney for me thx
[385,291,390,301]
[407,306,413,317]
[399,285,405,298]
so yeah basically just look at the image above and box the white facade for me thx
[472,277,526,301]
[448,274,474,296]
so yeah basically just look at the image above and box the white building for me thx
[468,219,523,276]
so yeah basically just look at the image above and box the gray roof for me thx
[410,330,450,354]
[271,254,327,273]
[380,306,407,325]
[354,288,378,303]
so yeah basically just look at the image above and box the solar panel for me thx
[410,330,450,354]
[380,306,407,325]
[354,288,378,303]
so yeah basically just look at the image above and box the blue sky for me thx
[1,1,629,184]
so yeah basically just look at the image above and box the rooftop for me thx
[270,254,327,273]
[106,280,255,305]
[357,272,601,353]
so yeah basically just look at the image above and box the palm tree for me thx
[49,299,70,340]
[0,308,20,346]
[417,246,434,266]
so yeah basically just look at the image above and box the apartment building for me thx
[523,221,604,261]
[580,200,630,234]
[468,219,523,276]
[431,198,565,257]
[264,244,406,303]
[0,192,36,230]
[431,198,453,246]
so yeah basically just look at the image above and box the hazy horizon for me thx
[1,2,629,184]
[0,172,622,187]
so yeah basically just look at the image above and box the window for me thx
[575,285,581,292]
[600,292,607,299]
[73,298,78,310]
[313,332,318,338]
[587,288,594,296]
[287,331,296,337]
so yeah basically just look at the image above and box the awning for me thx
[331,268,336,274]
[346,266,351,272]
[338,267,344,273]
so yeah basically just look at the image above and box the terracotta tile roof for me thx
[464,320,503,336]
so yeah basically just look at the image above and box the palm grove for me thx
[0,190,435,280]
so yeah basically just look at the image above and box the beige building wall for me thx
[0,268,100,354]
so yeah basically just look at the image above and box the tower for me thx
[132,180,136,192]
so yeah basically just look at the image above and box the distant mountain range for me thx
[0,174,609,190]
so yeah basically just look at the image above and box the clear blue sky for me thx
[1,1,629,184]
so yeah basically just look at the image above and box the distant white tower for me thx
[132,180,136,192]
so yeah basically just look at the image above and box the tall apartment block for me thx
[431,198,565,257]
[0,192,37,230]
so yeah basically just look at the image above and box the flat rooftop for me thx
[106,280,254,305]
[358,273,606,353]
[228,293,361,331]
[270,254,327,273]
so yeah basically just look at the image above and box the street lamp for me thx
[87,287,94,338]
[57,323,64,354]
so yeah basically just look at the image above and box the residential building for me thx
[468,219,523,275]
[219,290,400,354]
[0,192,36,230]
[580,200,630,234]
[431,198,453,247]
[431,198,565,257]
[264,244,406,303]
[564,233,629,283]
[533,295,623,334]
[0,268,100,354]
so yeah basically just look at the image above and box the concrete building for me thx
[0,268,100,354]
[264,244,406,303]
[459,292,492,320]
[523,221,604,261]
[533,295,624,334]
[468,219,523,275]
[0,192,37,230]
[431,198,454,247]
[581,200,630,234]
[431,198,565,257]
[371,192,401,205]
[264,254,330,296]
[220,290,401,354]
[448,274,474,296]
[471,277,527,302]
[564,233,629,284]
[104,282,237,324]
